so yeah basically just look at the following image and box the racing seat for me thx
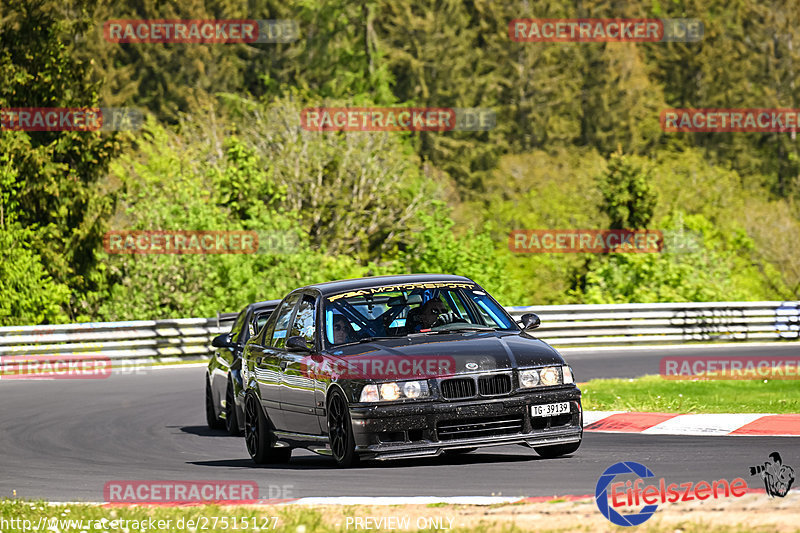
[402,294,426,334]
[404,306,425,333]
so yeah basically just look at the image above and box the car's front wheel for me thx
[244,393,291,464]
[327,390,359,467]
[534,441,581,458]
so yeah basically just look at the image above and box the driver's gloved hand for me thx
[434,312,459,326]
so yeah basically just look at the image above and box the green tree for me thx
[578,214,765,303]
[0,0,120,320]
[597,150,657,229]
[0,225,71,325]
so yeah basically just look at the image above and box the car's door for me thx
[211,308,247,405]
[279,293,324,435]
[261,292,301,429]
[251,294,300,428]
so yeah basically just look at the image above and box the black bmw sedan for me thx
[241,274,582,467]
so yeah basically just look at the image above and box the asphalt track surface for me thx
[1,344,798,502]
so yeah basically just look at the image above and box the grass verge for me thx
[580,375,800,413]
[1,498,797,533]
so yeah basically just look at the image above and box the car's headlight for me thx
[360,384,379,402]
[520,370,540,387]
[359,380,429,402]
[519,366,574,388]
[402,380,422,398]
[380,382,401,401]
[540,366,559,386]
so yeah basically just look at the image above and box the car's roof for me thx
[300,274,475,297]
[249,299,281,310]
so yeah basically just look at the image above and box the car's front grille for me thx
[478,374,511,396]
[437,415,524,440]
[440,378,476,399]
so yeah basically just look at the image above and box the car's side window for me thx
[252,311,272,338]
[258,310,278,346]
[269,294,301,349]
[447,292,473,322]
[290,295,317,346]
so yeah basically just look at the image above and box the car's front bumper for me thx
[348,387,582,460]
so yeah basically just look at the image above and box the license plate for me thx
[531,402,570,417]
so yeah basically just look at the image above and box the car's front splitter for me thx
[348,388,582,460]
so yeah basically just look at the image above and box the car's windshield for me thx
[323,282,517,347]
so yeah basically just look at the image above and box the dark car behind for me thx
[206,299,280,434]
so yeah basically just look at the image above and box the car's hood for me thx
[320,331,564,375]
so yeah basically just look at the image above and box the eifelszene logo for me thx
[596,462,659,527]
[749,452,795,497]
[596,461,748,527]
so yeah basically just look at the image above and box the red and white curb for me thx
[584,411,800,436]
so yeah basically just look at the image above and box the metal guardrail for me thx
[0,302,797,362]
[507,301,800,345]
[0,317,234,361]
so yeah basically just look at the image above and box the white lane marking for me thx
[642,413,767,436]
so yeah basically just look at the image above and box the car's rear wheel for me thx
[205,377,224,430]
[534,441,581,458]
[327,390,359,467]
[225,379,241,436]
[244,393,291,464]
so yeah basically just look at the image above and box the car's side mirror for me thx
[212,333,236,348]
[520,313,541,330]
[286,335,311,352]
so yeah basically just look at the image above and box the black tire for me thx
[205,377,224,430]
[444,448,478,455]
[244,393,291,464]
[327,390,359,467]
[225,379,241,436]
[534,441,581,458]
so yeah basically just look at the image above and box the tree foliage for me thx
[597,149,658,230]
[3,0,800,325]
